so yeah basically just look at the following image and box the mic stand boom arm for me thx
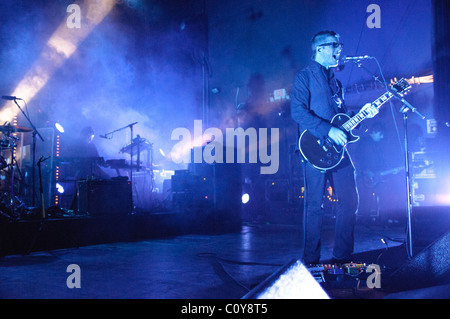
[101,122,138,139]
[350,59,425,118]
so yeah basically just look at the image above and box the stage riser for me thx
[0,212,240,256]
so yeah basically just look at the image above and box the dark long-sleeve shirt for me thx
[291,60,347,140]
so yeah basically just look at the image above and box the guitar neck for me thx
[341,91,394,132]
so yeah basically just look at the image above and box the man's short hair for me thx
[311,30,340,54]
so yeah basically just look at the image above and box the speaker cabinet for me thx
[77,180,132,216]
[243,259,329,299]
[386,230,450,292]
[171,156,242,231]
[412,206,450,253]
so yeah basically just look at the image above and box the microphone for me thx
[99,134,109,139]
[1,96,21,100]
[341,55,373,63]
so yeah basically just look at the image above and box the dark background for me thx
[0,0,447,216]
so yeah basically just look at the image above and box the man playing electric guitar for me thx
[290,30,378,265]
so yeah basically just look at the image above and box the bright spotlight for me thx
[56,183,65,194]
[242,193,250,204]
[55,123,65,133]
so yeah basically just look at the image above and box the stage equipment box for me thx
[77,180,132,216]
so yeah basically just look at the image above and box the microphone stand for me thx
[101,122,138,204]
[349,60,426,258]
[13,99,45,207]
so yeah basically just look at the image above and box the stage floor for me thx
[0,221,411,299]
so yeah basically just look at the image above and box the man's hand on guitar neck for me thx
[328,127,347,146]
[327,103,378,146]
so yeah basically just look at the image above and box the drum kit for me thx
[0,123,33,221]
[0,119,158,220]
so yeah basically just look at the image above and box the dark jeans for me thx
[302,155,359,264]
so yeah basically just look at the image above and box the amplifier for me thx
[77,179,132,216]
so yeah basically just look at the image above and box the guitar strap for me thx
[312,66,343,116]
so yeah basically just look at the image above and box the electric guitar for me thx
[361,166,404,188]
[298,78,411,171]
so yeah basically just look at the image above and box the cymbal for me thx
[0,125,33,133]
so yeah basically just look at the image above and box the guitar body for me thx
[297,78,411,171]
[298,113,359,171]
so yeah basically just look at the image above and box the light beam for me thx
[0,0,117,122]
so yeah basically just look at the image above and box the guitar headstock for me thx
[390,78,411,96]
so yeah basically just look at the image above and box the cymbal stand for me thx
[0,133,19,220]
[136,135,140,172]
[12,98,44,206]
[0,139,15,221]
[26,156,77,254]
[130,124,134,186]
[37,156,48,218]
[10,139,16,218]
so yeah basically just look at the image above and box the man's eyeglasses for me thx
[317,42,344,49]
